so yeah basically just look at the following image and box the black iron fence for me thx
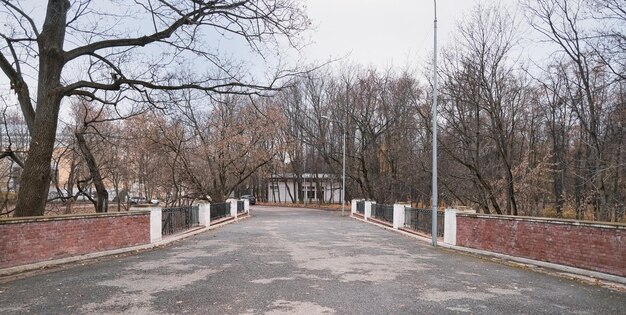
[237,200,245,213]
[372,203,394,223]
[210,202,231,220]
[162,206,199,235]
[404,207,444,237]
[356,200,365,214]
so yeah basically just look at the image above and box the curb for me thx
[0,214,251,278]
[348,215,626,286]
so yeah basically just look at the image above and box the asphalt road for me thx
[1,206,624,314]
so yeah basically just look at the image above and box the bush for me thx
[0,191,17,202]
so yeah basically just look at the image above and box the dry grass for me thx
[537,206,625,223]
[0,202,132,218]
[44,202,132,216]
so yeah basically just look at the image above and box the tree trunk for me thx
[551,123,565,218]
[505,166,518,216]
[115,183,120,212]
[574,137,584,220]
[284,176,295,202]
[14,0,70,217]
[75,131,108,213]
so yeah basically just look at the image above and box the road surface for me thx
[1,206,624,314]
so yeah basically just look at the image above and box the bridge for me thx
[1,206,624,314]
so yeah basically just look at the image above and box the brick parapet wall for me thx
[0,211,151,269]
[456,214,625,277]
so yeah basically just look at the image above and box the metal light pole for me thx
[431,0,439,247]
[341,124,346,217]
[302,145,309,207]
[321,115,346,216]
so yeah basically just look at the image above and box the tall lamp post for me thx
[321,115,346,217]
[431,0,439,247]
[302,145,309,207]
[341,121,346,217]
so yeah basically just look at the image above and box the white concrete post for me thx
[149,207,162,243]
[244,199,250,213]
[132,206,163,244]
[364,201,375,221]
[444,208,458,245]
[444,208,476,245]
[393,204,406,229]
[227,199,238,219]
[198,203,211,227]
[351,199,357,215]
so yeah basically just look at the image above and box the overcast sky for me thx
[1,0,525,111]
[300,0,518,70]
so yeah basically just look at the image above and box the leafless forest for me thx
[0,1,624,222]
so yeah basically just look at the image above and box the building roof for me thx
[269,173,336,180]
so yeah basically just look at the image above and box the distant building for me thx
[267,173,341,203]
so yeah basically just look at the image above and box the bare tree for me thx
[142,93,285,204]
[0,101,28,215]
[436,3,528,215]
[526,0,623,220]
[277,65,422,204]
[587,0,626,80]
[0,0,309,216]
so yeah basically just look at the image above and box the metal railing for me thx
[210,202,231,220]
[237,200,245,213]
[162,206,199,235]
[404,207,444,237]
[356,200,365,214]
[372,203,394,223]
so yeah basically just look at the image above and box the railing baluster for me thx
[371,204,394,224]
[403,206,444,237]
[237,200,245,213]
[356,201,365,214]
[161,206,201,236]
[210,202,231,220]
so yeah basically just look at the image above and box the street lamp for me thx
[321,115,346,217]
[302,146,308,207]
[431,0,439,247]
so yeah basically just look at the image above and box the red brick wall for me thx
[0,212,151,269]
[456,215,626,277]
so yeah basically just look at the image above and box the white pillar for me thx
[364,201,375,221]
[227,199,238,219]
[244,199,250,213]
[393,204,407,229]
[132,206,163,244]
[444,208,458,245]
[150,207,162,243]
[444,208,476,245]
[198,203,211,227]
[351,199,358,215]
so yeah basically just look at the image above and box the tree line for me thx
[0,0,623,222]
[0,0,309,216]
[273,1,625,222]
